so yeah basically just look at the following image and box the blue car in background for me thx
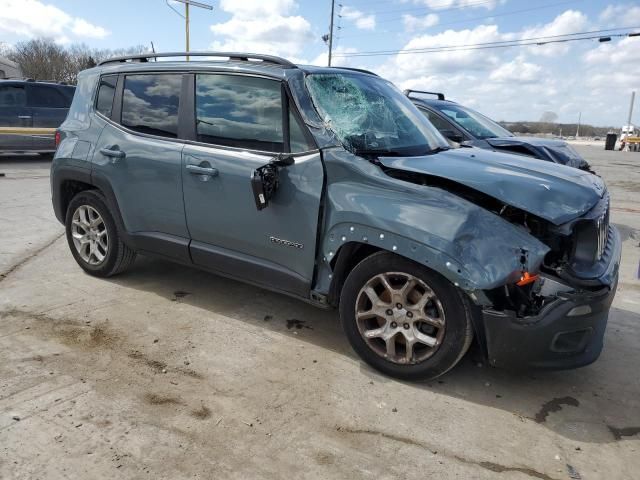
[406,89,592,171]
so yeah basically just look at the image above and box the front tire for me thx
[339,252,473,381]
[65,190,136,277]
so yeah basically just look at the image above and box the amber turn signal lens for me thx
[516,271,539,286]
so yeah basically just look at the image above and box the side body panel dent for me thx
[315,149,550,295]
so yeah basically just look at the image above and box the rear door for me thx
[181,73,322,296]
[27,83,72,151]
[0,83,32,151]
[92,72,189,261]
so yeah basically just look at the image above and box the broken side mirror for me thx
[251,154,294,211]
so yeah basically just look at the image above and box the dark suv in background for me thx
[0,79,75,154]
[406,90,591,171]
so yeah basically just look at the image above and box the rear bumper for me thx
[482,227,621,370]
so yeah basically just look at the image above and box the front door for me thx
[182,73,323,296]
[0,83,32,151]
[92,73,189,259]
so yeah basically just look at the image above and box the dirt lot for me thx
[1,147,639,480]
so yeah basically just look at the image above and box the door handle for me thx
[99,146,126,160]
[186,164,218,177]
[18,115,32,119]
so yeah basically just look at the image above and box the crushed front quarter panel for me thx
[314,149,550,297]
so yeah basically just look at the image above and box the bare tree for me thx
[5,38,148,84]
[539,111,558,123]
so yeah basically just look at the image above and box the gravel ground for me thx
[0,146,638,480]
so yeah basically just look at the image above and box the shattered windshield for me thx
[432,103,513,140]
[306,73,449,157]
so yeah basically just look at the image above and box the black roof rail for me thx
[338,67,379,76]
[97,51,297,68]
[403,89,445,101]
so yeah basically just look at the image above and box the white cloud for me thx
[416,0,503,10]
[0,0,110,40]
[340,6,376,31]
[311,46,358,67]
[489,55,542,83]
[374,6,637,126]
[71,19,109,39]
[379,24,505,80]
[599,4,640,27]
[403,13,439,32]
[210,0,313,57]
[520,10,589,56]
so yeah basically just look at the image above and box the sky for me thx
[0,0,639,126]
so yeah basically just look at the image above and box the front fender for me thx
[314,149,550,297]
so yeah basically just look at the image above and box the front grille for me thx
[570,196,610,270]
[595,207,609,260]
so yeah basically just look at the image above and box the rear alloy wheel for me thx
[71,205,109,266]
[340,252,473,380]
[65,190,136,277]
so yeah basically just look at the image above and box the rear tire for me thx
[339,252,473,381]
[65,190,136,277]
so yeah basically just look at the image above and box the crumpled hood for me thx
[379,147,605,225]
[483,137,590,170]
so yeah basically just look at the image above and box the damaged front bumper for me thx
[481,226,621,370]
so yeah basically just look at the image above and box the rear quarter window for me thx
[121,74,181,138]
[28,85,70,108]
[0,85,26,107]
[95,75,117,118]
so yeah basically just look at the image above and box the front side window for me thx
[433,104,513,140]
[306,73,449,157]
[0,85,26,107]
[95,75,117,118]
[195,74,283,152]
[28,85,69,108]
[121,74,181,138]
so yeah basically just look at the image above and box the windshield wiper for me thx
[427,146,450,154]
[352,148,405,158]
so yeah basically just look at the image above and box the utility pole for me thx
[328,0,335,66]
[627,91,636,129]
[576,111,581,138]
[169,0,213,61]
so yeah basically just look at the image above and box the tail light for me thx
[54,130,61,148]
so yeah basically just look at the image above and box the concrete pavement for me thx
[0,146,638,479]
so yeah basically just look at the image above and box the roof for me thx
[409,96,457,108]
[0,78,74,87]
[92,52,380,80]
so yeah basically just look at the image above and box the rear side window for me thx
[0,85,26,107]
[195,74,283,152]
[420,108,453,132]
[95,75,117,118]
[121,74,181,138]
[28,85,70,108]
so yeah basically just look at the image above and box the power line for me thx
[333,28,640,57]
[338,0,580,38]
[361,0,499,16]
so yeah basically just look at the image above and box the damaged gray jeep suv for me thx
[51,52,620,380]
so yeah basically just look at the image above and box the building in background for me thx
[0,57,22,79]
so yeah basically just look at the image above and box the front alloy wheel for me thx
[340,252,473,380]
[356,273,446,364]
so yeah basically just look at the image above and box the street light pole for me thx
[170,0,213,60]
[328,0,335,66]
